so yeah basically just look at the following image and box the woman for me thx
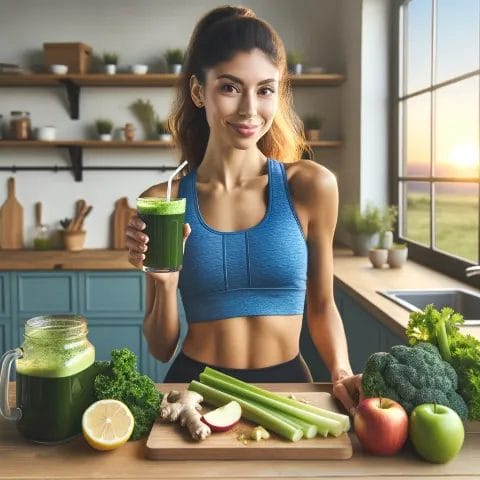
[126,6,362,415]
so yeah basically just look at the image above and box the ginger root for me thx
[159,390,211,440]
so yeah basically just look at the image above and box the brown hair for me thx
[169,5,308,170]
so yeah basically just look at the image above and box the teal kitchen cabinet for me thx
[0,273,10,355]
[2,270,188,381]
[300,283,406,381]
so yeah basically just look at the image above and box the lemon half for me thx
[82,399,134,451]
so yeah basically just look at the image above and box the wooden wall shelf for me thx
[0,72,345,87]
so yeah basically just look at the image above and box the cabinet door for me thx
[87,320,147,370]
[16,272,78,315]
[341,292,384,373]
[383,327,407,350]
[0,273,10,320]
[0,273,12,355]
[79,272,145,318]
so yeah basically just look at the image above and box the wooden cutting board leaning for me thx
[145,391,352,460]
[112,197,136,249]
[0,177,23,249]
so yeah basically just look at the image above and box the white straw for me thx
[166,160,188,201]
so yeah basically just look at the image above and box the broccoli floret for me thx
[94,348,162,440]
[362,343,468,420]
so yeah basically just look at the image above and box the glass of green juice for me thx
[0,315,97,444]
[136,197,186,272]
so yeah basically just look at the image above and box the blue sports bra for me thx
[178,158,307,323]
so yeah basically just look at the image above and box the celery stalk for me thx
[262,406,320,438]
[199,372,343,437]
[203,366,350,432]
[188,380,303,442]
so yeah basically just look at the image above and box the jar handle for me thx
[0,348,23,421]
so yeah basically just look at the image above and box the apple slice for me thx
[201,401,242,432]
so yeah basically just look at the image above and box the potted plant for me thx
[130,99,157,139]
[368,246,388,269]
[387,242,408,268]
[165,49,185,74]
[341,203,383,256]
[156,119,172,142]
[287,51,304,75]
[378,205,398,249]
[303,114,323,141]
[95,119,114,141]
[103,52,118,75]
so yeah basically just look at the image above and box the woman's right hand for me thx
[125,215,191,282]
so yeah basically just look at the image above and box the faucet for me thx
[465,266,480,277]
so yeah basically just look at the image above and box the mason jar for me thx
[0,315,97,443]
[9,111,32,140]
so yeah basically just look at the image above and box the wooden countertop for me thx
[333,248,480,340]
[0,249,134,270]
[1,382,479,479]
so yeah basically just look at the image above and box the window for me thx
[396,0,480,278]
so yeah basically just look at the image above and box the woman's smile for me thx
[227,122,261,137]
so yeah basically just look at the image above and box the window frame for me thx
[391,0,480,287]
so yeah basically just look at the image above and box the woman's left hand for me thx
[332,371,364,417]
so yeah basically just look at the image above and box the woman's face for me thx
[195,48,280,151]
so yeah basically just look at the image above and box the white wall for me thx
[360,0,392,209]
[0,0,392,247]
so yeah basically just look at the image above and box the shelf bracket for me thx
[67,146,83,181]
[60,79,80,119]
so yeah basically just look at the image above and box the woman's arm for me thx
[293,161,362,414]
[125,180,186,363]
[302,163,352,378]
[143,273,181,362]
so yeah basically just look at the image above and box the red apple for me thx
[354,397,408,455]
[201,401,242,432]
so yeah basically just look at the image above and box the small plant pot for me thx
[63,230,86,252]
[99,133,112,141]
[131,64,148,75]
[293,63,303,75]
[351,233,379,256]
[159,133,173,142]
[170,64,182,74]
[387,247,408,268]
[368,248,388,268]
[306,129,321,141]
[105,64,116,74]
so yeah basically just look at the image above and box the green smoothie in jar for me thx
[14,316,97,444]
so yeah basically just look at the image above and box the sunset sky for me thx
[402,0,479,179]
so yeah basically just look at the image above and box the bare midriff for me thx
[181,314,304,368]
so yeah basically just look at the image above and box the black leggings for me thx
[164,351,313,383]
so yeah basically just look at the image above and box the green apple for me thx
[409,403,464,463]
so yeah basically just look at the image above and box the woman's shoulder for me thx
[283,159,337,201]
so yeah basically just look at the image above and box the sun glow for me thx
[449,143,479,170]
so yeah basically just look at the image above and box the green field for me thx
[405,193,478,262]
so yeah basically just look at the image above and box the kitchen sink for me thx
[378,288,480,326]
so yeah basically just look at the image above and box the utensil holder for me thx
[63,230,86,252]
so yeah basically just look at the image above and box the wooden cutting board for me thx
[112,197,136,249]
[0,177,23,249]
[145,391,352,460]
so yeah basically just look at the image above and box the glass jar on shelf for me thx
[9,111,32,140]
